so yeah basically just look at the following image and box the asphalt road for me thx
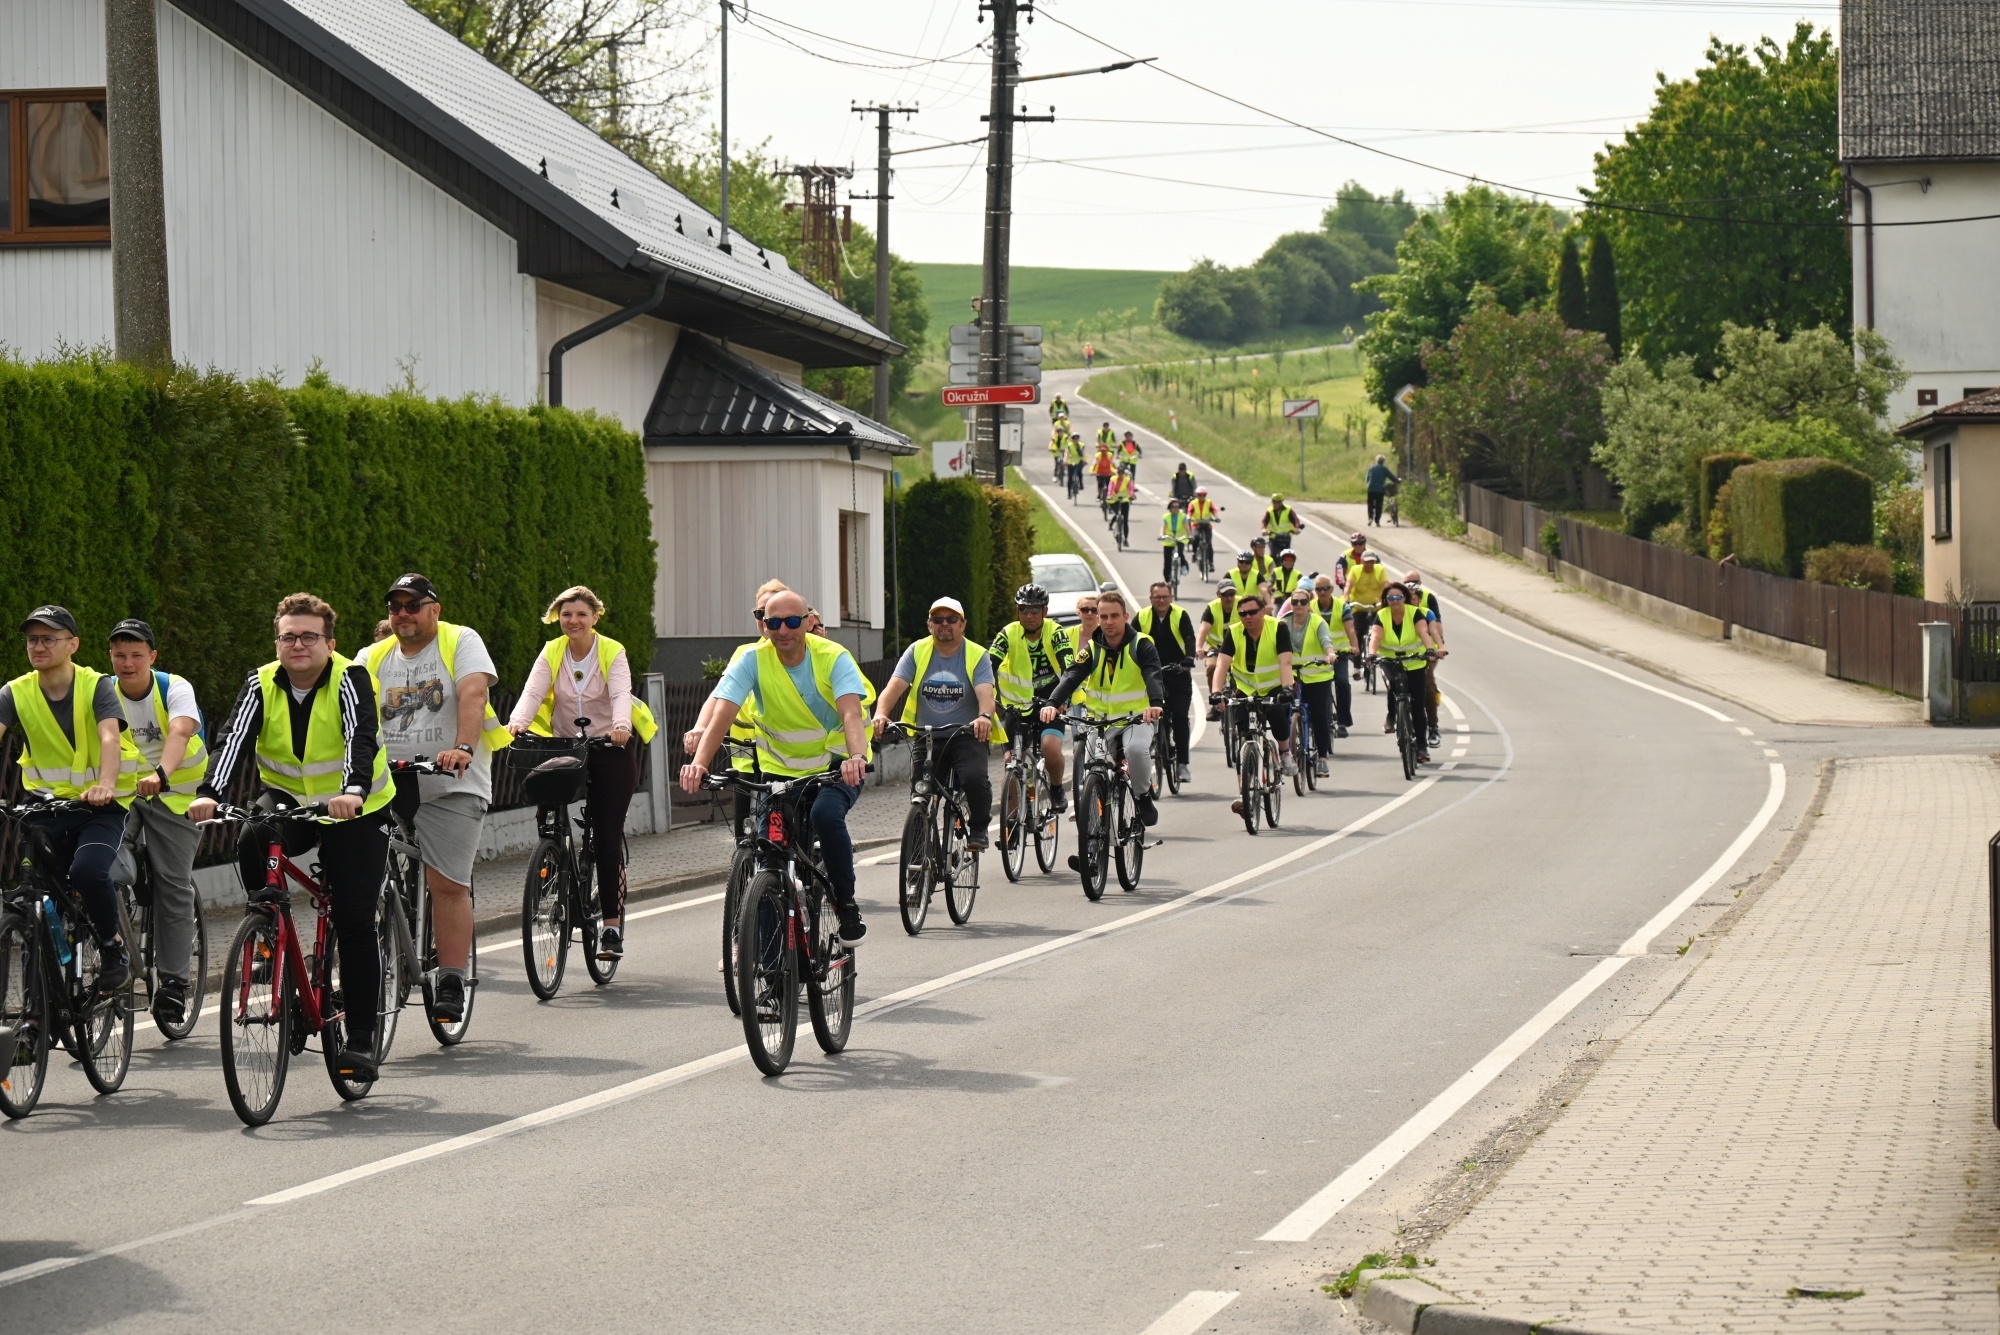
[2,368,1835,1333]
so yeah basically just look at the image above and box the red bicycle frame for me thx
[233,834,341,1036]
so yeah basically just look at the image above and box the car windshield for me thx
[1035,563,1097,593]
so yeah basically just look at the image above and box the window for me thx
[838,511,867,624]
[1933,441,1952,541]
[1,90,110,243]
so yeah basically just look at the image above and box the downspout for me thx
[547,270,669,407]
[1847,170,1875,330]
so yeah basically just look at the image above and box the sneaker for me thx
[1428,726,1442,748]
[1176,764,1191,785]
[95,942,130,994]
[152,973,189,1027]
[1316,758,1330,778]
[835,902,868,944]
[1278,753,1295,777]
[1335,723,1349,739]
[1418,752,1431,765]
[597,925,623,960]
[1230,800,1245,815]
[967,830,990,853]
[430,972,465,1024]
[334,1041,379,1083]
[1136,794,1159,827]
[1067,854,1083,872]
[1383,719,1396,734]
[1050,786,1068,814]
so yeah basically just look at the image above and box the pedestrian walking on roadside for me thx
[1365,455,1399,527]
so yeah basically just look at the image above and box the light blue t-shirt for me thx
[716,644,868,733]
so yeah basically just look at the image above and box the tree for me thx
[1156,261,1236,341]
[1555,236,1588,330]
[1585,23,1843,372]
[1321,181,1419,269]
[1586,232,1622,358]
[838,225,930,399]
[1356,185,1568,410]
[1414,302,1610,502]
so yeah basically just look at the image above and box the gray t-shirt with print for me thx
[376,628,499,805]
[891,640,994,729]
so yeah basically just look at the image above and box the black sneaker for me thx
[1067,854,1083,872]
[95,942,130,994]
[430,972,465,1024]
[835,902,868,944]
[1049,786,1067,814]
[1136,794,1159,828]
[1335,723,1349,738]
[152,974,189,1027]
[966,830,990,853]
[335,1041,379,1083]
[596,925,623,960]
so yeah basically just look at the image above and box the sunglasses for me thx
[385,598,433,614]
[1240,605,1266,616]
[929,614,963,625]
[763,615,806,630]
[1384,593,1405,602]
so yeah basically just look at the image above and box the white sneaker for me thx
[1278,753,1294,777]
[1315,758,1329,778]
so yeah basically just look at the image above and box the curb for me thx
[1356,1273,1654,1335]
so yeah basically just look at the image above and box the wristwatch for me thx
[451,743,476,756]
[342,784,366,798]
[154,765,169,786]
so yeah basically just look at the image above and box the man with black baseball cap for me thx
[360,573,507,1028]
[107,618,210,1029]
[0,606,143,991]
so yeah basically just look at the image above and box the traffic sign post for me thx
[1282,398,1321,491]
[950,324,1045,475]
[942,384,1038,407]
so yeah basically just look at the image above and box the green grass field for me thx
[913,264,1172,340]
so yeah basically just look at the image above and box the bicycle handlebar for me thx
[701,760,871,798]
[197,802,339,828]
[0,798,95,823]
[389,758,444,776]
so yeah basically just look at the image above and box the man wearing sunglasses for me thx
[684,591,873,942]
[360,574,507,1027]
[873,597,996,852]
[685,580,789,839]
[1208,592,1298,791]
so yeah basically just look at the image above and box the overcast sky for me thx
[700,0,1839,271]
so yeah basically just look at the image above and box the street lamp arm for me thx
[1014,56,1156,83]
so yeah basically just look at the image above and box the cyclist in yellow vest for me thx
[1,604,142,992]
[1040,589,1165,838]
[1345,551,1390,644]
[108,618,208,1026]
[1207,591,1298,791]
[363,574,509,1027]
[1187,487,1222,571]
[988,583,1076,813]
[873,596,997,850]
[1096,422,1116,455]
[1367,580,1447,762]
[1062,592,1101,811]
[681,590,873,942]
[1245,536,1279,594]
[1270,548,1304,602]
[1283,592,1342,778]
[1310,573,1360,738]
[1138,582,1199,787]
[1262,493,1301,556]
[506,585,660,962]
[1159,497,1192,587]
[1107,467,1136,537]
[686,578,788,840]
[1404,570,1447,750]
[190,592,395,1082]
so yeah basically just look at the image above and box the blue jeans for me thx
[27,801,129,945]
[809,781,862,907]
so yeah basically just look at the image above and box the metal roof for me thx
[193,0,901,364]
[1841,0,2000,162]
[645,335,914,455]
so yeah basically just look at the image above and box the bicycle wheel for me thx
[1303,732,1320,792]
[946,825,979,925]
[736,871,797,1076]
[1032,763,1060,873]
[75,934,134,1096]
[385,854,419,1010]
[156,895,207,1043]
[1263,742,1283,828]
[1292,719,1309,797]
[421,887,478,1047]
[373,880,405,1063]
[0,910,49,1119]
[1160,727,1182,796]
[521,838,569,1000]
[807,897,855,1056]
[321,929,388,1101]
[1238,740,1261,834]
[583,861,621,987]
[219,909,291,1127]
[898,804,934,936]
[1113,785,1145,893]
[723,844,755,1015]
[1000,768,1027,884]
[1076,775,1110,901]
[1398,697,1419,782]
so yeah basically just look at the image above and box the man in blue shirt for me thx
[872,596,997,850]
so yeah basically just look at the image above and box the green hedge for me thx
[1727,457,1873,577]
[0,355,653,715]
[896,478,995,644]
[986,486,1033,637]
[1695,453,1755,533]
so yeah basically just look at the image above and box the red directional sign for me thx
[942,384,1038,407]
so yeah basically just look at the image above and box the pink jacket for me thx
[508,636,633,738]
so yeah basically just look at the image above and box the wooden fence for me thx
[1461,482,1961,698]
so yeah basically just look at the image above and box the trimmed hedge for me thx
[1803,543,1893,593]
[1727,457,1873,577]
[1695,453,1754,532]
[986,486,1034,637]
[0,355,654,715]
[897,478,994,644]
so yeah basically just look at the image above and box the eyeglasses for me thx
[762,615,806,630]
[385,598,432,614]
[929,614,963,625]
[24,634,69,648]
[277,632,326,647]
[752,606,767,621]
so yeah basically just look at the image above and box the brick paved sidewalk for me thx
[1366,754,2000,1332]
[1304,502,1918,729]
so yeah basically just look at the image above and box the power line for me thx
[733,8,987,66]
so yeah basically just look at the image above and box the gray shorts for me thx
[412,792,488,886]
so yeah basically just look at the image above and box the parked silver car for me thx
[1030,553,1100,626]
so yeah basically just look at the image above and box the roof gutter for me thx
[548,269,668,407]
[651,258,904,362]
[1846,169,1875,330]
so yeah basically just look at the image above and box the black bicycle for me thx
[715,741,759,1017]
[1219,689,1284,834]
[704,766,857,1076]
[1350,606,1382,694]
[1065,461,1084,502]
[1288,669,1322,795]
[0,800,136,1117]
[380,758,477,1050]
[1113,503,1131,551]
[1071,713,1150,900]
[997,709,1060,883]
[115,810,208,1043]
[1149,664,1192,798]
[884,722,982,934]
[1380,651,1435,782]
[1192,525,1216,581]
[515,725,624,999]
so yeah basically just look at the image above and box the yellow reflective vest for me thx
[1376,607,1429,670]
[121,671,210,814]
[750,636,868,777]
[1223,624,1284,696]
[363,622,513,754]
[1076,633,1151,720]
[254,657,395,814]
[528,634,659,743]
[9,667,142,803]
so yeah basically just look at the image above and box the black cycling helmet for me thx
[1014,583,1050,608]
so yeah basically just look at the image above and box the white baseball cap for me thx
[928,597,966,618]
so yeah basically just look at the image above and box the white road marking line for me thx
[1440,693,1465,722]
[859,850,899,867]
[1762,747,1779,758]
[1022,471,1126,585]
[1141,1290,1240,1335]
[1451,748,1468,758]
[219,775,1444,1215]
[1455,723,1471,734]
[1258,759,1786,1243]
[1736,726,1755,736]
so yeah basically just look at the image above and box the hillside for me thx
[911,264,1173,346]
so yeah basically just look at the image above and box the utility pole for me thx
[718,0,733,251]
[975,0,1047,485]
[105,0,172,365]
[852,103,917,425]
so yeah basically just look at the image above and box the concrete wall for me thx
[1922,422,2000,603]
[1555,560,1728,639]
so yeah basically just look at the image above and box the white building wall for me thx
[0,0,103,86]
[1852,161,2000,422]
[534,281,678,431]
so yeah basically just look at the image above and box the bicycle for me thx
[996,709,1060,883]
[1149,664,1191,798]
[1386,483,1401,527]
[202,801,391,1126]
[379,758,477,1051]
[0,800,137,1117]
[1070,713,1151,900]
[883,722,982,934]
[702,766,856,1076]
[115,810,208,1043]
[1191,526,1216,581]
[1288,667,1324,795]
[514,724,625,1000]
[1065,463,1084,502]
[716,741,759,1017]
[1218,690,1284,834]
[1204,655,1239,773]
[1381,651,1436,782]
[1349,606,1382,694]
[1112,503,1131,551]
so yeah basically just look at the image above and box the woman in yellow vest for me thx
[189,592,397,1081]
[506,585,659,961]
[1366,581,1446,763]
[0,604,143,990]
